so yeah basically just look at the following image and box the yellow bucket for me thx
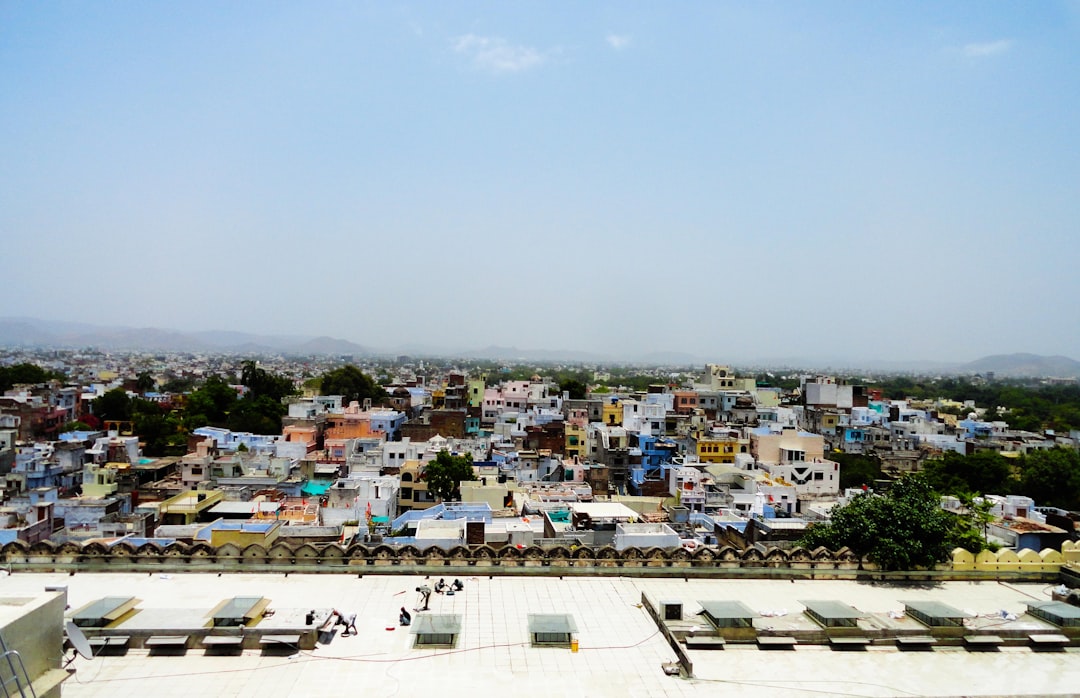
[570,638,579,653]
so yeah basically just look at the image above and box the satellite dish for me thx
[64,621,93,661]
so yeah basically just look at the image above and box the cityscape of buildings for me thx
[2,348,1075,556]
[1,344,1080,697]
[5,2,1079,694]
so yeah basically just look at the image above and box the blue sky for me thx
[2,2,1078,362]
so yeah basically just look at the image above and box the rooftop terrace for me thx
[1,573,1078,697]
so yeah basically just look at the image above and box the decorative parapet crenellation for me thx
[951,546,1066,573]
[0,539,1067,580]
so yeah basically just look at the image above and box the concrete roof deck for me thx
[1,574,1078,697]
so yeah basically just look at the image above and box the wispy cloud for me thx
[962,39,1013,58]
[452,34,547,74]
[606,34,631,50]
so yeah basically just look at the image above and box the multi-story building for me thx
[588,424,630,493]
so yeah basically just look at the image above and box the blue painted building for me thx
[369,409,407,441]
[628,433,679,494]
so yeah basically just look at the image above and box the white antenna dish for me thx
[64,621,93,661]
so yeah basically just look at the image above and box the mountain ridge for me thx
[0,318,1076,374]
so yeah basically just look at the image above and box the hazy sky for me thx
[2,3,1078,362]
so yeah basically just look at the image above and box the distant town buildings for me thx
[0,347,1078,557]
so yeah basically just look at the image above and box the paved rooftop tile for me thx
[1,572,1077,697]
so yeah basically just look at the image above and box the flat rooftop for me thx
[1,574,1078,697]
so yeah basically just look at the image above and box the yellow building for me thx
[565,423,586,460]
[203,520,282,547]
[398,459,437,514]
[467,377,486,408]
[601,399,622,427]
[158,490,224,526]
[82,463,123,498]
[694,435,741,464]
[459,479,511,511]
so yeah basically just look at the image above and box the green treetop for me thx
[422,450,477,502]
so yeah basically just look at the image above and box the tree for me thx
[557,378,588,400]
[135,371,156,394]
[800,475,955,571]
[318,365,387,406]
[227,394,287,435]
[132,408,187,457]
[93,388,133,422]
[0,363,64,392]
[921,451,1014,497]
[240,360,296,402]
[1017,448,1080,511]
[948,493,995,554]
[421,450,477,502]
[184,375,238,428]
[830,452,882,490]
[161,376,196,394]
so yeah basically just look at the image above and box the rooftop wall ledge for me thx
[473,545,498,566]
[0,539,1073,578]
[546,546,572,567]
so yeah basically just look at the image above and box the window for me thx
[529,614,577,647]
[411,614,462,646]
[416,633,455,646]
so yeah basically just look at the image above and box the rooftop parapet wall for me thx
[0,539,1071,581]
[951,546,1066,573]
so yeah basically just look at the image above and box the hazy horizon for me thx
[3,3,1078,362]
[4,315,1078,371]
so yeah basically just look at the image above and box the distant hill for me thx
[0,318,369,356]
[5,318,1077,374]
[294,336,368,355]
[0,319,57,347]
[959,353,1080,378]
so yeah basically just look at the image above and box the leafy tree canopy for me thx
[915,448,1080,510]
[160,376,196,394]
[318,365,387,406]
[93,388,133,422]
[240,360,297,402]
[184,375,238,428]
[921,450,1015,497]
[800,475,956,571]
[948,493,996,554]
[869,376,1080,433]
[135,371,156,394]
[227,394,287,435]
[90,389,186,456]
[0,363,65,392]
[421,450,477,502]
[830,452,883,490]
[557,378,589,400]
[1017,448,1080,511]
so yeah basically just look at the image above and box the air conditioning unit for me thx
[660,601,682,622]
